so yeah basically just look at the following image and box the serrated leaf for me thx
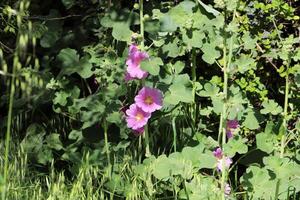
[242,32,257,50]
[201,43,221,64]
[46,133,63,150]
[182,29,205,49]
[234,54,256,73]
[241,166,276,199]
[261,99,283,115]
[112,22,132,42]
[198,82,220,97]
[57,48,79,67]
[140,57,163,76]
[224,136,248,157]
[164,83,193,105]
[243,111,259,130]
[256,132,277,154]
[162,39,184,58]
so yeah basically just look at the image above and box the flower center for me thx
[135,112,144,121]
[144,96,153,105]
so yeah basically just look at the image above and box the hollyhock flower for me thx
[124,72,134,82]
[126,44,149,79]
[224,183,231,197]
[125,104,151,130]
[226,119,239,139]
[134,87,163,113]
[213,147,232,172]
[213,147,223,159]
[217,157,232,172]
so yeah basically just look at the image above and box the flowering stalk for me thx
[139,0,151,157]
[275,60,290,200]
[219,9,236,200]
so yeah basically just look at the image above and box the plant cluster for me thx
[0,0,300,199]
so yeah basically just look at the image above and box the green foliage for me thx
[1,0,300,199]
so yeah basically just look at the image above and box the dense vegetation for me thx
[0,0,300,199]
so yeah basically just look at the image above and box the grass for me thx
[0,141,114,200]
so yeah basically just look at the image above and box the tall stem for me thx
[104,122,111,179]
[139,0,144,50]
[139,0,151,157]
[2,55,17,200]
[275,64,290,199]
[191,48,196,82]
[220,44,228,200]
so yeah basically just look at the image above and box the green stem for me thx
[139,0,144,50]
[144,125,151,157]
[104,122,111,179]
[172,117,177,152]
[139,0,151,157]
[220,43,228,200]
[275,64,290,199]
[138,135,142,163]
[2,55,17,200]
[191,48,196,82]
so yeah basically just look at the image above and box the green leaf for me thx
[46,133,63,150]
[68,130,82,140]
[173,61,185,74]
[197,0,220,16]
[57,49,94,78]
[198,153,216,169]
[112,22,132,42]
[224,136,248,157]
[57,48,79,67]
[234,54,256,74]
[61,0,75,9]
[256,132,277,154]
[37,148,53,164]
[201,42,221,64]
[242,32,257,50]
[211,96,223,114]
[243,110,260,130]
[198,82,220,97]
[106,112,122,124]
[241,166,276,199]
[182,29,205,49]
[160,1,196,32]
[164,83,194,105]
[53,86,80,106]
[169,153,194,179]
[261,99,283,115]
[162,39,184,58]
[140,57,163,76]
[40,31,60,48]
[76,56,94,78]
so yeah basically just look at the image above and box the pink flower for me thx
[124,72,135,82]
[126,44,149,79]
[213,147,232,172]
[226,119,239,139]
[224,183,231,197]
[125,104,151,130]
[134,87,163,113]
[213,147,223,159]
[217,157,232,172]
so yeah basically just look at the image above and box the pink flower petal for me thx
[126,44,149,80]
[125,104,151,130]
[134,87,163,113]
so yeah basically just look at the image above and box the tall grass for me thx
[0,142,110,200]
